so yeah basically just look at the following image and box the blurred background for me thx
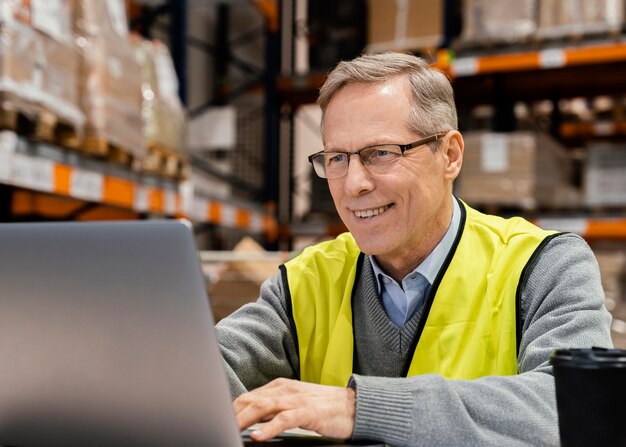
[0,0,624,347]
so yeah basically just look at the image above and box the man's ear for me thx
[442,131,464,181]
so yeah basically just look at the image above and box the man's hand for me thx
[234,378,356,442]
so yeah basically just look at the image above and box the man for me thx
[216,52,613,446]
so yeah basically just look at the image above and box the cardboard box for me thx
[585,143,626,207]
[0,0,83,131]
[134,38,185,153]
[367,0,443,53]
[207,237,285,321]
[460,0,537,45]
[538,0,624,39]
[591,243,626,349]
[456,131,575,210]
[0,21,41,110]
[74,0,145,158]
[538,0,579,34]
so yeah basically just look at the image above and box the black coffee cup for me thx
[550,348,626,447]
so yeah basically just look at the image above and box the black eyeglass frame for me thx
[308,131,450,179]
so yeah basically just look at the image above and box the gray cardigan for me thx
[216,233,613,446]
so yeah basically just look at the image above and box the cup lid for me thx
[550,347,626,368]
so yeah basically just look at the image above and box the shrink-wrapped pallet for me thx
[133,37,186,177]
[74,0,144,159]
[460,0,537,45]
[585,143,626,207]
[0,0,83,141]
[456,131,575,210]
[538,0,624,39]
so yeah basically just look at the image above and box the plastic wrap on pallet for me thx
[0,0,83,133]
[460,0,537,45]
[134,38,186,154]
[581,0,623,33]
[585,143,626,206]
[152,42,185,154]
[0,22,40,114]
[74,0,145,159]
[538,0,624,39]
[538,0,579,36]
[455,131,577,210]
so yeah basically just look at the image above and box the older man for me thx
[216,52,613,446]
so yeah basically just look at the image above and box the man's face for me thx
[323,77,461,268]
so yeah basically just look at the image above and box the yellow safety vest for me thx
[281,201,558,386]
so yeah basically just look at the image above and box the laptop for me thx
[0,220,383,447]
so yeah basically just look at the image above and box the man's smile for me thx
[352,204,394,218]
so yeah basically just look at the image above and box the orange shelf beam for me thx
[448,42,626,77]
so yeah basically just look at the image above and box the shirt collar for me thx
[369,196,461,290]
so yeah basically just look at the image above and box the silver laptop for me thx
[0,220,243,446]
[0,220,384,447]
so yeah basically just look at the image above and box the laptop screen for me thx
[0,220,242,446]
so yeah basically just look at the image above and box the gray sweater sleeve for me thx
[215,272,299,397]
[350,233,613,447]
[215,233,613,446]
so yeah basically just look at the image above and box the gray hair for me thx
[317,52,458,142]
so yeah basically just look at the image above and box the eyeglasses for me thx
[308,131,449,179]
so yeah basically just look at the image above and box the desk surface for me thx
[242,426,386,446]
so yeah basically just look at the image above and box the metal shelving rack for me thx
[436,39,626,240]
[131,0,282,246]
[130,1,626,245]
[0,0,279,244]
[0,130,275,235]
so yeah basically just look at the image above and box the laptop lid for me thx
[0,220,242,447]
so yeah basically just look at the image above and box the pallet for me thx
[82,137,135,168]
[0,103,81,150]
[452,35,539,56]
[140,144,188,180]
[533,26,622,47]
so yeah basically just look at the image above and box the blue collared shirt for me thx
[370,197,461,326]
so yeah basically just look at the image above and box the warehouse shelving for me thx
[0,132,182,216]
[0,0,281,249]
[272,51,626,244]
[535,216,626,240]
[428,38,626,242]
[438,42,626,109]
[128,2,626,247]
[560,121,626,139]
[269,213,626,242]
[0,131,276,236]
[129,0,282,248]
[445,41,626,76]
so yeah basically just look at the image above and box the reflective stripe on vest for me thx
[282,201,557,386]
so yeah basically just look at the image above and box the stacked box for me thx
[591,243,626,349]
[207,237,283,321]
[74,0,144,158]
[537,0,580,37]
[367,0,443,53]
[460,0,537,45]
[134,39,185,153]
[0,21,40,114]
[0,0,83,133]
[585,143,626,206]
[538,0,624,39]
[456,131,574,210]
[133,38,186,176]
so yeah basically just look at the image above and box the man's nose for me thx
[343,154,374,195]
